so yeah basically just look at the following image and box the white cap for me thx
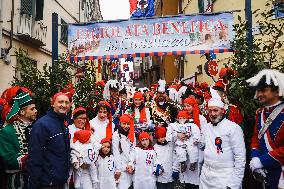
[208,98,225,108]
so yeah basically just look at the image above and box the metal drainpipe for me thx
[6,0,14,54]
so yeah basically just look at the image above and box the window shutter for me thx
[198,0,205,13]
[20,0,33,15]
[60,19,68,45]
[35,0,44,21]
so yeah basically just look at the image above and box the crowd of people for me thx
[0,68,283,189]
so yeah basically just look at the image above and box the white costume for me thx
[129,147,157,189]
[166,122,200,164]
[198,114,207,164]
[133,107,152,126]
[154,142,174,184]
[69,124,81,140]
[71,142,99,189]
[200,118,246,189]
[167,121,201,185]
[112,131,135,189]
[90,116,115,144]
[97,155,117,189]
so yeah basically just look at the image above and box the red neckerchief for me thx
[132,107,147,123]
[139,146,154,150]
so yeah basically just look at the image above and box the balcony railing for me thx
[16,12,47,46]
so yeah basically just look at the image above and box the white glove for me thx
[254,168,266,178]
[250,157,263,172]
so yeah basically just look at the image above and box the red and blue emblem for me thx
[107,159,115,171]
[215,137,223,154]
[88,149,96,162]
[146,152,153,165]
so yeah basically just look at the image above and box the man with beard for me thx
[27,92,71,189]
[0,89,37,188]
[199,93,246,189]
[103,80,125,129]
[151,80,178,127]
[247,69,284,189]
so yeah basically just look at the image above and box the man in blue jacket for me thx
[27,92,71,189]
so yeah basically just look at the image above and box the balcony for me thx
[16,12,47,46]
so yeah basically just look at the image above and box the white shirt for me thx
[201,118,246,188]
[154,142,174,183]
[90,116,114,144]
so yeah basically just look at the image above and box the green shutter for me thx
[35,0,44,21]
[20,0,34,15]
[60,19,68,45]
[198,0,204,13]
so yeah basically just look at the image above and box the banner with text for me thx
[68,13,234,61]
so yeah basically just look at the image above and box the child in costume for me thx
[112,114,135,189]
[154,127,175,189]
[97,138,117,189]
[167,111,200,174]
[90,101,114,144]
[71,130,98,189]
[127,91,153,136]
[128,132,159,189]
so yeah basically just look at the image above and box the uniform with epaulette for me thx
[247,69,284,189]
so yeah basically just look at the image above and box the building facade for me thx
[0,0,103,92]
[181,0,284,84]
[141,0,180,86]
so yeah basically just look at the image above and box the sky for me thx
[100,0,130,21]
[100,0,132,83]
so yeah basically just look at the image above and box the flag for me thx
[125,57,134,62]
[111,64,118,72]
[130,0,155,18]
[123,64,129,72]
[110,58,119,72]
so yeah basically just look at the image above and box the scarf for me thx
[156,140,169,146]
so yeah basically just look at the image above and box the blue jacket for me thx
[27,109,70,188]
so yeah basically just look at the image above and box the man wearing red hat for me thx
[0,88,37,189]
[28,92,71,189]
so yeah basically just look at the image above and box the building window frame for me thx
[60,18,68,46]
[274,1,284,18]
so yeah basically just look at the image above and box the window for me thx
[20,0,34,16]
[60,19,68,46]
[20,0,44,20]
[274,0,284,18]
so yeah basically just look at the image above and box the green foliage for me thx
[73,69,104,119]
[227,0,284,141]
[12,49,72,117]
